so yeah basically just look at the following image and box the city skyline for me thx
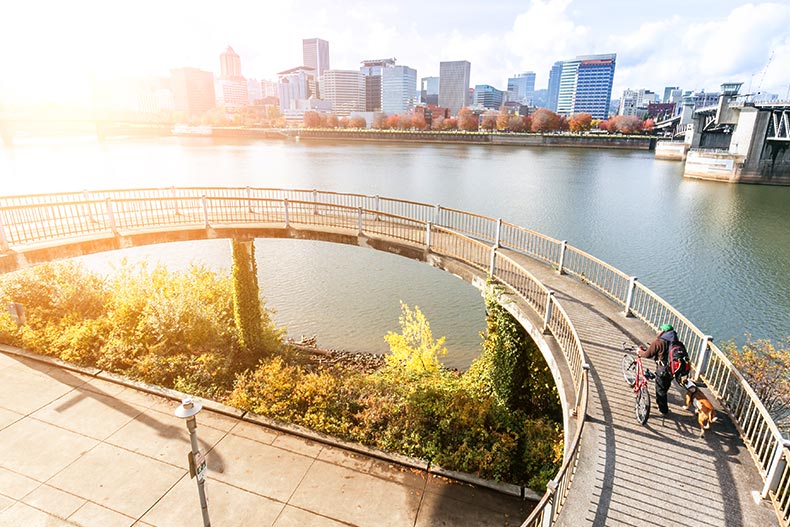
[1,0,789,107]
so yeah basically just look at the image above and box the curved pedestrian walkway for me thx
[502,249,778,527]
[0,348,530,527]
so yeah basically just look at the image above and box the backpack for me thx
[668,341,691,380]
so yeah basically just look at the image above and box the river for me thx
[1,135,788,368]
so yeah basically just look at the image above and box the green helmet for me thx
[660,323,674,332]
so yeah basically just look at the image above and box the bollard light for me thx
[175,397,211,527]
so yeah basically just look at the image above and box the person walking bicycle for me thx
[638,323,678,415]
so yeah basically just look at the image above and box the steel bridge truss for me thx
[767,109,790,141]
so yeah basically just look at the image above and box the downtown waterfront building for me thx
[439,60,471,116]
[360,58,396,112]
[303,38,330,79]
[555,53,616,119]
[382,65,417,115]
[170,67,215,117]
[320,70,366,116]
[473,85,504,109]
[507,72,535,104]
[421,77,439,105]
[546,61,563,112]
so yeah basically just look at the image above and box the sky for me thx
[1,0,788,106]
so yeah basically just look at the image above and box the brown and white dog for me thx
[681,379,718,437]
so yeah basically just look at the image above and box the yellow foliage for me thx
[384,302,447,375]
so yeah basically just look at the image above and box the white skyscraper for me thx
[319,70,365,116]
[302,38,330,79]
[439,61,471,116]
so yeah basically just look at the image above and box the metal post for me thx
[623,276,638,317]
[283,199,290,228]
[542,291,555,334]
[694,335,713,381]
[83,190,95,222]
[426,222,432,251]
[542,480,558,527]
[0,211,9,252]
[433,204,441,225]
[572,364,590,416]
[374,195,380,220]
[201,195,209,229]
[312,189,318,215]
[105,198,117,234]
[762,439,790,498]
[175,398,211,527]
[172,187,180,215]
[489,246,497,276]
[246,187,253,214]
[357,207,363,236]
[494,218,502,248]
[557,240,567,275]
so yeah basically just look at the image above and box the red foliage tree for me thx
[372,114,387,129]
[326,114,339,128]
[303,111,321,128]
[458,107,479,131]
[480,112,497,131]
[385,114,400,129]
[398,114,413,129]
[642,118,655,133]
[348,116,367,129]
[442,117,458,130]
[411,113,427,130]
[508,115,526,132]
[530,108,561,132]
[568,113,592,133]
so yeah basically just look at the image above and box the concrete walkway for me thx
[0,350,529,527]
[502,249,779,527]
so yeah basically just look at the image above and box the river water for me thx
[2,136,789,368]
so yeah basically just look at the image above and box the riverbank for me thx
[209,127,657,150]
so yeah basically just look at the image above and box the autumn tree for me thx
[724,337,790,431]
[458,107,479,131]
[441,117,458,130]
[642,118,655,133]
[372,114,387,129]
[496,106,511,130]
[530,108,561,132]
[507,115,526,132]
[326,114,339,128]
[480,111,497,131]
[568,113,592,133]
[348,116,367,128]
[303,111,321,128]
[385,114,400,129]
[398,114,413,129]
[411,113,427,130]
[384,302,447,376]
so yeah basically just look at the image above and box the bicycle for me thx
[621,342,655,424]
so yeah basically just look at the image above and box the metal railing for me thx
[0,187,784,526]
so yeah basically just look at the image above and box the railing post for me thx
[201,195,209,229]
[494,218,502,248]
[105,198,117,234]
[283,199,290,228]
[542,480,558,527]
[172,186,180,215]
[374,195,380,220]
[489,246,496,276]
[313,189,318,215]
[83,190,95,222]
[762,439,790,498]
[357,207,363,235]
[0,210,9,252]
[246,186,253,213]
[571,363,590,417]
[542,291,555,334]
[623,276,638,317]
[433,204,441,225]
[426,222,432,251]
[557,240,567,275]
[694,335,713,381]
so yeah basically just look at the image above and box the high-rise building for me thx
[382,65,417,114]
[319,70,365,116]
[277,66,315,112]
[220,46,242,78]
[473,85,504,109]
[303,38,330,79]
[421,77,439,105]
[360,58,396,112]
[546,61,563,111]
[663,86,680,103]
[555,54,616,119]
[439,61,471,116]
[170,67,215,117]
[507,72,536,104]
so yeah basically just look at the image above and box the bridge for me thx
[0,188,787,526]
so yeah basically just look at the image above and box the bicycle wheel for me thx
[621,354,636,386]
[636,386,651,424]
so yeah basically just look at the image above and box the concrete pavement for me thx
[0,349,531,527]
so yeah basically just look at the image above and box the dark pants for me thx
[655,368,672,414]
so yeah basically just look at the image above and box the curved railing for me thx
[0,187,785,526]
